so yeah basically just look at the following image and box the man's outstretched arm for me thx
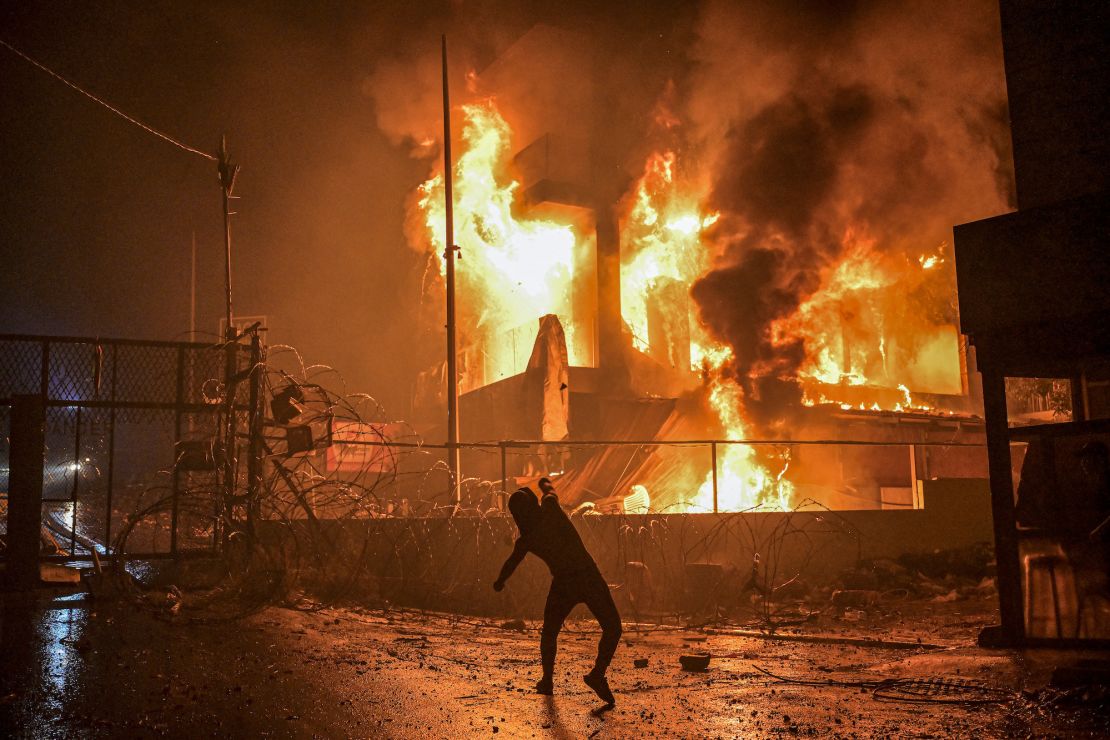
[493,538,528,591]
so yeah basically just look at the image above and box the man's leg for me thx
[583,579,622,674]
[538,580,577,693]
[582,579,621,704]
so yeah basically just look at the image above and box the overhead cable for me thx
[0,38,217,162]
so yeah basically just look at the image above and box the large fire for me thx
[770,234,961,413]
[618,150,790,512]
[417,102,595,393]
[619,151,717,369]
[414,99,967,513]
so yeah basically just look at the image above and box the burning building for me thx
[401,7,1012,514]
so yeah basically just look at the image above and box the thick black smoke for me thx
[685,0,1013,432]
[692,86,876,428]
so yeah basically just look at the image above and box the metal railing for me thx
[329,436,988,514]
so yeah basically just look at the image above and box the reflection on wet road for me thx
[0,592,1077,738]
[2,593,89,738]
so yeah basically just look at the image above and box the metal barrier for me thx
[0,332,989,562]
[345,436,988,516]
[0,333,261,559]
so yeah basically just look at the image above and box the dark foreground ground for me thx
[2,588,1109,739]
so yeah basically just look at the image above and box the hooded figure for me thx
[508,488,541,536]
[494,479,621,705]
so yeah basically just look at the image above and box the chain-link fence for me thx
[0,334,260,560]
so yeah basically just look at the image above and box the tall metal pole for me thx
[217,136,241,524]
[190,230,197,340]
[442,35,461,507]
[188,231,198,437]
[711,442,719,514]
[218,135,239,340]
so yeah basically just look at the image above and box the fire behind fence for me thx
[0,333,989,624]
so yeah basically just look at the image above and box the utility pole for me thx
[190,231,197,341]
[442,35,461,508]
[188,230,197,436]
[218,136,239,341]
[217,136,241,524]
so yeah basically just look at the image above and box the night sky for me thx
[0,1,1005,419]
[0,1,695,415]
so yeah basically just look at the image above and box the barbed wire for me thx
[78,340,984,632]
[103,396,852,633]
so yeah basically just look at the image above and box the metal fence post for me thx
[104,344,117,555]
[500,443,508,511]
[981,370,1024,642]
[711,442,719,514]
[8,395,45,589]
[69,406,81,555]
[170,346,185,556]
[222,336,238,546]
[39,340,49,398]
[246,333,263,531]
[908,444,921,509]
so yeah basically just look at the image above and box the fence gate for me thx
[0,334,261,563]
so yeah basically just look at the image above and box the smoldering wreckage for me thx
[3,0,1110,737]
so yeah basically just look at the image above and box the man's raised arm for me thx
[538,478,571,524]
[540,492,570,521]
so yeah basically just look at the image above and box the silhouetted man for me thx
[493,478,621,705]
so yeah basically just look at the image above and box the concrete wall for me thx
[269,478,992,619]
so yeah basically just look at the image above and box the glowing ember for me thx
[918,253,944,270]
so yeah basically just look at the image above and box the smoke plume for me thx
[685,0,1013,431]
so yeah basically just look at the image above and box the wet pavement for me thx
[1,589,1107,738]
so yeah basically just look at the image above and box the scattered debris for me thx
[819,543,1000,626]
[898,542,995,581]
[680,653,711,672]
[163,586,182,616]
[755,666,1013,705]
[1051,661,1110,688]
[708,629,944,651]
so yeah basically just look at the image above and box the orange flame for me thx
[416,101,595,389]
[620,151,717,366]
[410,101,966,512]
[620,151,791,512]
[772,235,960,411]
